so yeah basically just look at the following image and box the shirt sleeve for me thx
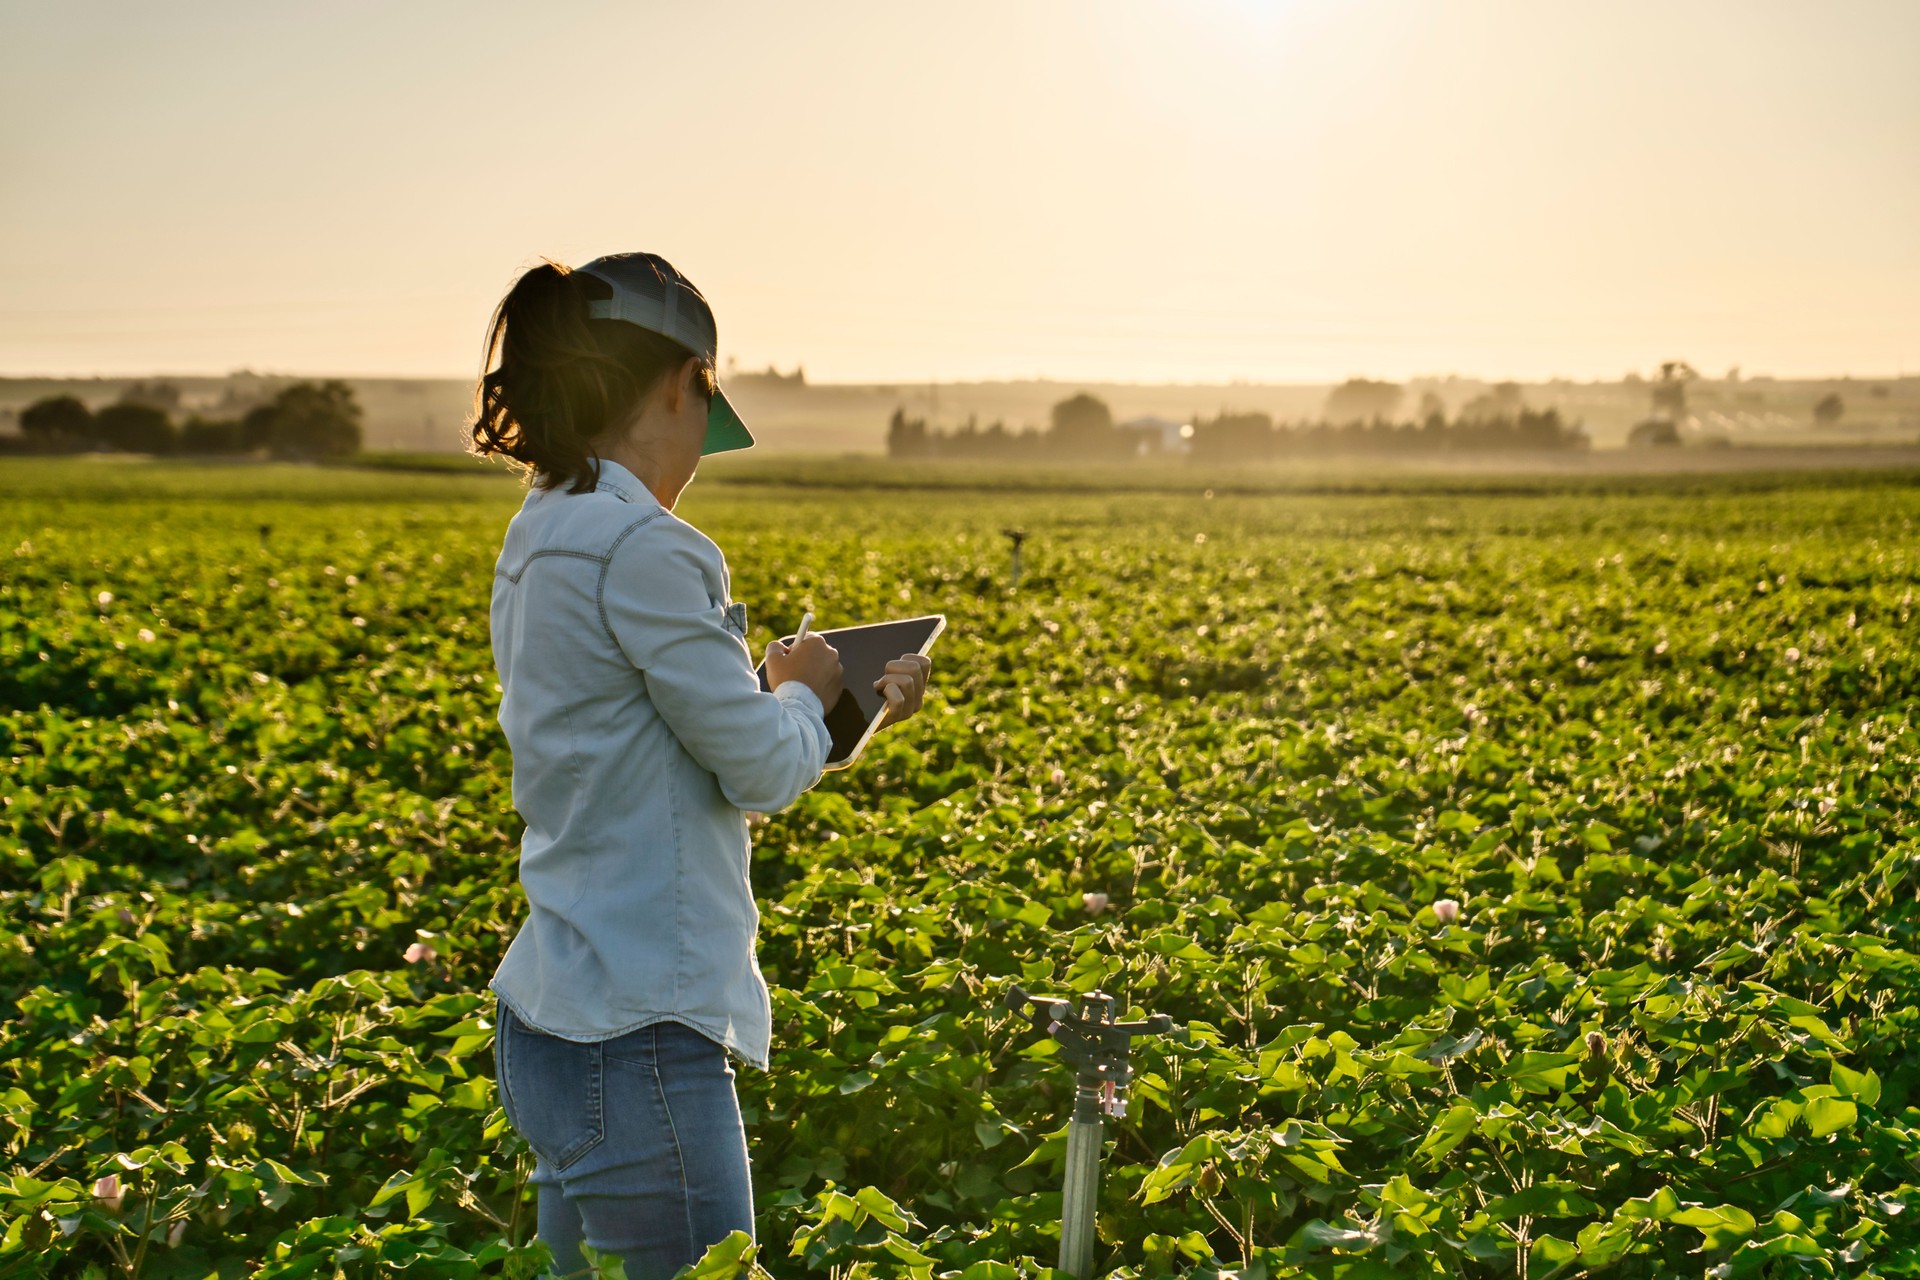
[599,517,831,813]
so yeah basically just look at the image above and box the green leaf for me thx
[852,1186,914,1232]
[1830,1063,1881,1108]
[1801,1095,1857,1137]
[1574,1220,1637,1267]
[1415,1104,1476,1163]
[0,1175,84,1209]
[577,1243,630,1279]
[680,1230,755,1278]
[1503,1051,1582,1094]
[954,1263,1020,1280]
[1529,1234,1578,1267]
[1487,1182,1600,1221]
[1670,1203,1758,1250]
[1614,1186,1681,1224]
[880,1234,936,1266]
[255,1159,325,1187]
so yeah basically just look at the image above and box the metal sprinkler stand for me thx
[1002,529,1028,590]
[1004,987,1178,1280]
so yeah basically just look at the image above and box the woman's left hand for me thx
[874,653,932,729]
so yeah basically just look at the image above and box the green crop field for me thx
[3,458,1917,1278]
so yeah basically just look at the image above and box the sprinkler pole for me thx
[1060,1082,1104,1280]
[1002,528,1028,590]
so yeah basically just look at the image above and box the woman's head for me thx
[468,256,734,493]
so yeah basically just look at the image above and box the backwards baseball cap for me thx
[572,252,754,456]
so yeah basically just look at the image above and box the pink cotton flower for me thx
[1050,768,1067,787]
[1432,898,1461,926]
[93,1174,124,1214]
[1083,893,1109,916]
[403,942,437,965]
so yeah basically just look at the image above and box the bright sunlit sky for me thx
[3,1,1916,384]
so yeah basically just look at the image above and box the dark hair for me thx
[468,260,716,493]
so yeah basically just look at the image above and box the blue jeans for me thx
[493,999,755,1279]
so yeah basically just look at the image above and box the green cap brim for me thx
[702,388,754,455]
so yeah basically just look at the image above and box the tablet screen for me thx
[756,614,946,767]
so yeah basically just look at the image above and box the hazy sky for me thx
[3,1,1916,384]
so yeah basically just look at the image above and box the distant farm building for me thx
[1120,415,1193,455]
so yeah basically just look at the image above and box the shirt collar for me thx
[590,458,661,509]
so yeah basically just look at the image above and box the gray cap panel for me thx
[575,253,719,365]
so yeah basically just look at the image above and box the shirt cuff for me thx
[773,681,826,723]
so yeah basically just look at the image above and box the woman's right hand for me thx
[764,634,843,710]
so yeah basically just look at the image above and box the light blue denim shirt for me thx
[486,459,830,1069]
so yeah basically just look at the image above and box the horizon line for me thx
[1,367,1914,388]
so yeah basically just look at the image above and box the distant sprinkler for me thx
[1003,529,1028,590]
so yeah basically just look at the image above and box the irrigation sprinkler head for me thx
[1003,986,1180,1120]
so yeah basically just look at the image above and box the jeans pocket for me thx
[498,1005,606,1172]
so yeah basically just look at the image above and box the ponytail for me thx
[468,259,699,493]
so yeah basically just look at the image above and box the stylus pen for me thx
[793,611,813,645]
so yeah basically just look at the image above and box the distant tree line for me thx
[888,380,1589,461]
[887,392,1174,461]
[887,412,1044,460]
[8,380,363,458]
[1187,406,1588,461]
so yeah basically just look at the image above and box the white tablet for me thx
[755,614,946,770]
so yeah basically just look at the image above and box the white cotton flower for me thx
[1432,898,1461,926]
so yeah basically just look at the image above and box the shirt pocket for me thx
[722,600,749,640]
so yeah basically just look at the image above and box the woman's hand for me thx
[765,634,844,711]
[874,653,932,729]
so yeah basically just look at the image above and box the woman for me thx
[469,252,931,1277]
